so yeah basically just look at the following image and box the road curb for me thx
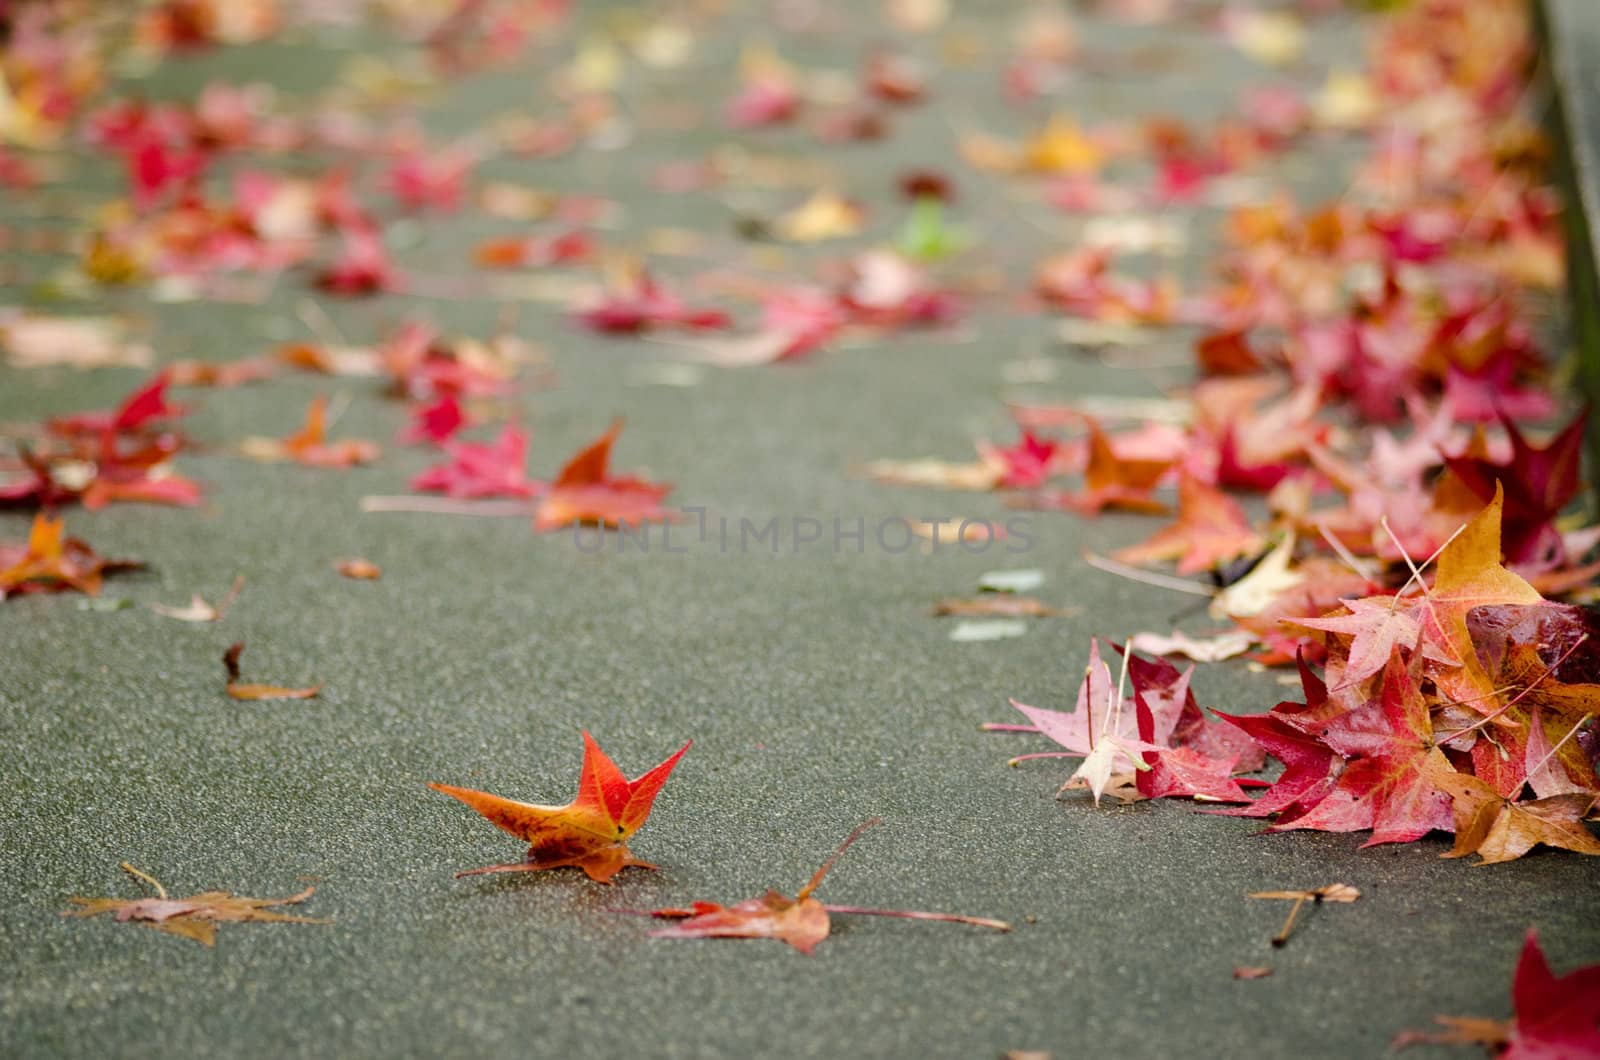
[1536,0,1600,498]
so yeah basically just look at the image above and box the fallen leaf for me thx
[431,731,690,884]
[150,576,243,623]
[223,642,321,701]
[62,863,327,947]
[1394,931,1600,1057]
[860,457,1000,491]
[240,396,381,468]
[949,619,1031,642]
[0,514,141,599]
[533,421,676,532]
[1114,473,1263,575]
[1430,767,1600,866]
[775,190,864,243]
[1128,629,1254,663]
[1293,597,1421,686]
[335,558,382,580]
[0,312,152,369]
[411,425,544,500]
[933,597,1068,618]
[1248,882,1360,947]
[979,569,1046,593]
[645,818,1008,954]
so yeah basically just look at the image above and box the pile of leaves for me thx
[993,491,1600,865]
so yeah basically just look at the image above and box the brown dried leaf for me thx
[62,864,328,947]
[931,597,1071,618]
[223,642,321,701]
[335,558,383,580]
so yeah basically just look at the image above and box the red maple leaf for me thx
[399,393,466,447]
[411,425,543,499]
[1268,653,1454,846]
[1032,418,1170,515]
[1294,596,1422,687]
[474,230,595,270]
[1444,410,1586,564]
[314,225,401,296]
[576,273,730,334]
[1396,932,1600,1057]
[1505,931,1600,1057]
[1133,692,1253,802]
[47,374,185,440]
[984,429,1061,490]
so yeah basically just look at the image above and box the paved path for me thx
[2,2,1596,1057]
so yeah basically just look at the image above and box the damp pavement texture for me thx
[2,3,1599,1059]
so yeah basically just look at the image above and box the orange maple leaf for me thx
[1423,485,1542,698]
[431,731,690,883]
[242,396,381,468]
[1431,766,1600,866]
[1039,418,1170,515]
[1112,472,1263,575]
[0,514,139,598]
[532,421,676,532]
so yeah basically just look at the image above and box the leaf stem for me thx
[119,862,167,899]
[798,817,881,901]
[1434,634,1590,745]
[359,496,537,517]
[821,905,1011,932]
[1523,712,1595,786]
[1007,751,1084,766]
[1082,551,1216,597]
[1271,894,1307,948]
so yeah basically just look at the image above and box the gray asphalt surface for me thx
[2,3,1597,1058]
